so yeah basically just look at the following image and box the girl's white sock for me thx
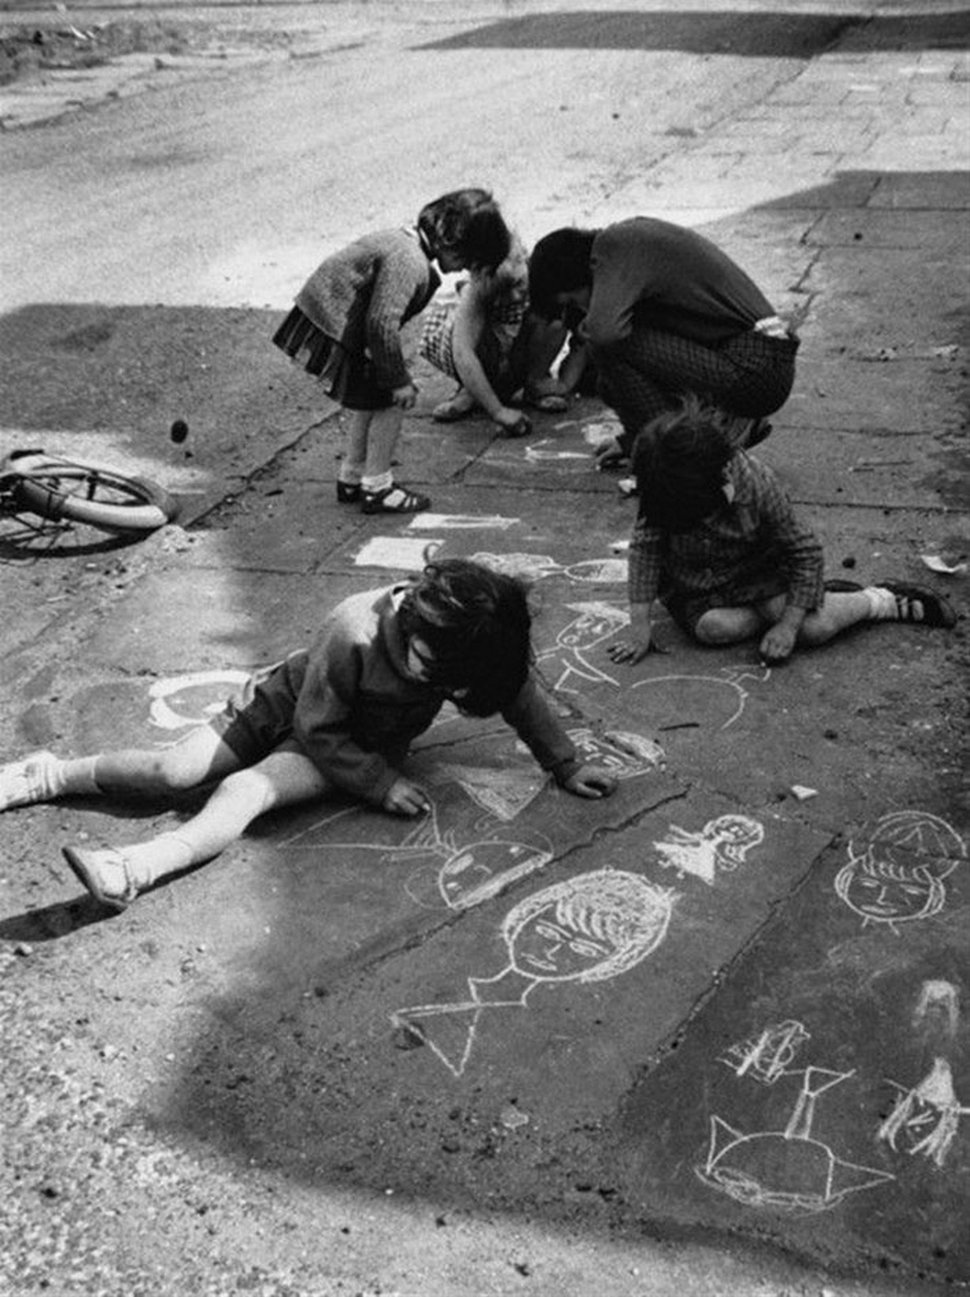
[863,586,899,620]
[362,470,393,494]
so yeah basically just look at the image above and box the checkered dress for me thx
[628,452,824,628]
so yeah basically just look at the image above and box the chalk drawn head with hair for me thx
[504,869,674,984]
[835,810,966,932]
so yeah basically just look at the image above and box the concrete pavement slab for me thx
[610,825,969,1286]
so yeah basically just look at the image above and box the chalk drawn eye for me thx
[901,885,927,897]
[534,921,562,940]
[569,939,608,959]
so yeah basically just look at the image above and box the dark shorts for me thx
[207,660,302,766]
[273,306,394,411]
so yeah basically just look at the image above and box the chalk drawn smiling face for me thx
[557,603,627,651]
[438,839,552,909]
[836,810,965,931]
[501,870,675,986]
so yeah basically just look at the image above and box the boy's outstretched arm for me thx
[502,677,617,798]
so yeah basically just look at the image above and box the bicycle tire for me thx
[5,452,180,534]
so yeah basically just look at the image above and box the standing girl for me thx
[274,189,511,514]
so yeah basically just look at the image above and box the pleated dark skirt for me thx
[272,306,393,410]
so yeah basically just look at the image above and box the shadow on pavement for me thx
[417,10,969,56]
[3,167,966,1292]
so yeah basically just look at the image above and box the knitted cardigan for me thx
[295,227,440,391]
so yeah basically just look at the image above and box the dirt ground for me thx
[0,14,295,86]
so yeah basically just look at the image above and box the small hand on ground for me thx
[759,623,797,664]
[383,776,431,816]
[608,636,665,664]
[563,764,619,799]
[495,407,532,437]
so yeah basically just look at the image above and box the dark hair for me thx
[398,558,531,715]
[633,397,737,531]
[418,189,511,273]
[527,227,598,319]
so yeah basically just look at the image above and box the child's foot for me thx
[432,390,477,423]
[0,750,61,811]
[871,582,957,628]
[361,482,431,514]
[62,845,141,911]
[336,480,362,504]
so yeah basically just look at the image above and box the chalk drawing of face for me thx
[566,729,666,779]
[535,601,629,692]
[504,872,673,984]
[392,870,676,1076]
[879,1057,970,1169]
[437,838,554,911]
[836,810,965,931]
[555,601,628,652]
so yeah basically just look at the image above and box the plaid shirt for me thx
[628,452,824,611]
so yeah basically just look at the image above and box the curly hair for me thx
[417,189,510,274]
[398,558,532,715]
[633,397,737,531]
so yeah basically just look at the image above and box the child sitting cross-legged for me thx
[0,560,618,911]
[607,397,957,666]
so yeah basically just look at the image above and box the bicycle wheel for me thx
[5,451,180,535]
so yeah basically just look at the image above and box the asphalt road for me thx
[1,3,968,1296]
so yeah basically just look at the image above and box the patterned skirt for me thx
[272,306,393,410]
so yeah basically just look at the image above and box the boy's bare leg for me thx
[0,725,235,812]
[63,745,330,909]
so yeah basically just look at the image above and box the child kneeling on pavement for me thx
[1,559,618,911]
[607,397,957,666]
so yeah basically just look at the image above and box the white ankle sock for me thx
[362,470,393,494]
[864,586,898,620]
[124,832,196,887]
[60,756,103,797]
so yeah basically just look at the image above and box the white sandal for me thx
[62,845,140,911]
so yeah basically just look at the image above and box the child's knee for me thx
[693,609,751,645]
[153,748,208,793]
